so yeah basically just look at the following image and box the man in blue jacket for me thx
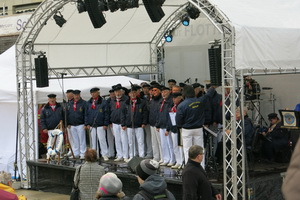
[121,86,148,161]
[67,90,87,159]
[86,87,110,161]
[176,85,216,168]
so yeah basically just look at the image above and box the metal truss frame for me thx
[187,0,246,199]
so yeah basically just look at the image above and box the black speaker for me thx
[142,0,165,22]
[127,157,145,173]
[34,55,49,88]
[85,0,106,28]
[208,46,222,86]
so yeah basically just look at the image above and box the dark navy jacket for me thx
[40,103,64,130]
[67,98,87,126]
[176,88,216,129]
[86,97,109,127]
[156,95,173,129]
[166,101,183,133]
[148,95,162,127]
[109,95,128,124]
[121,97,148,128]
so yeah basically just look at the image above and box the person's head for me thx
[109,89,115,99]
[192,83,201,96]
[151,85,161,97]
[90,87,100,99]
[66,89,74,100]
[236,107,248,120]
[188,145,204,163]
[161,87,171,99]
[172,92,183,105]
[167,79,177,89]
[0,171,12,187]
[135,159,159,184]
[183,85,195,98]
[97,172,123,197]
[84,148,97,162]
[142,84,151,95]
[129,88,138,99]
[171,85,181,94]
[268,113,279,124]
[47,94,57,104]
[73,90,81,101]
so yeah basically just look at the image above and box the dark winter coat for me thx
[86,97,109,127]
[67,98,87,126]
[40,103,64,130]
[121,98,148,128]
[155,95,173,129]
[148,95,162,127]
[109,95,128,124]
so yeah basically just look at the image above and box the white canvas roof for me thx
[29,0,300,71]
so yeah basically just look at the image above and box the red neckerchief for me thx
[160,99,166,112]
[92,97,99,109]
[131,98,137,112]
[73,101,77,111]
[171,104,177,113]
[116,98,121,109]
[49,103,56,111]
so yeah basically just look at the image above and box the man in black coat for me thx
[182,145,222,200]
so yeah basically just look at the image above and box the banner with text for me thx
[0,14,31,36]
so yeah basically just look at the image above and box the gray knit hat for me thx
[135,159,160,180]
[98,172,122,196]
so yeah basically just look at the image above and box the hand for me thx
[116,191,125,198]
[103,126,108,130]
[84,126,87,130]
[215,194,222,200]
[68,125,71,128]
[156,128,160,132]
[87,125,91,130]
[122,126,127,130]
[141,124,145,128]
[262,132,267,136]
[165,131,169,136]
[43,129,48,134]
[110,124,113,128]
[225,129,231,135]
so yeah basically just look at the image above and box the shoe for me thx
[103,156,109,161]
[160,162,168,166]
[159,160,164,164]
[69,155,79,159]
[167,163,175,167]
[114,157,123,162]
[66,151,72,157]
[80,155,85,160]
[171,164,181,169]
[124,158,132,163]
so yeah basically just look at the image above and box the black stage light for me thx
[143,0,165,22]
[98,0,109,11]
[127,0,139,8]
[118,0,139,11]
[187,4,200,20]
[53,12,67,27]
[118,0,128,11]
[107,0,119,12]
[85,0,107,28]
[77,0,86,13]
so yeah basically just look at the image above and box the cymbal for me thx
[262,87,273,90]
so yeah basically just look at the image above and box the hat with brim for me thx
[73,90,81,95]
[48,94,56,98]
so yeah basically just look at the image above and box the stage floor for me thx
[27,158,288,200]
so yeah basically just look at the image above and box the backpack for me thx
[138,189,170,200]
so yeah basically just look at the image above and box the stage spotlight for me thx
[143,0,165,22]
[98,0,109,11]
[77,0,86,13]
[118,0,139,11]
[85,0,107,28]
[182,15,190,26]
[53,12,67,27]
[187,4,200,20]
[164,32,173,43]
[107,0,119,12]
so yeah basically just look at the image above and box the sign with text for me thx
[0,14,31,36]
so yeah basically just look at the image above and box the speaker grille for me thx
[142,0,165,22]
[85,0,106,28]
[208,47,222,86]
[34,56,49,88]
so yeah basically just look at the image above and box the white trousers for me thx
[150,126,162,161]
[112,123,128,159]
[90,127,108,157]
[70,125,86,157]
[107,126,115,157]
[144,125,153,157]
[171,132,184,165]
[159,128,175,164]
[127,127,145,158]
[182,127,205,168]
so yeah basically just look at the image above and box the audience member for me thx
[133,159,175,200]
[0,171,27,200]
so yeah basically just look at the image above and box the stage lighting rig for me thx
[98,0,109,11]
[143,0,165,22]
[118,0,139,11]
[186,4,200,20]
[181,15,190,26]
[164,31,173,43]
[107,0,119,12]
[77,0,86,13]
[53,11,67,27]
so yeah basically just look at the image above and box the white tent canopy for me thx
[29,0,300,71]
